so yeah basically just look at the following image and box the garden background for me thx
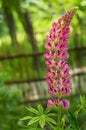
[0,0,86,130]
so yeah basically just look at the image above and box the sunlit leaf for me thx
[37,104,44,114]
[20,116,32,121]
[47,113,56,117]
[39,115,45,128]
[46,117,56,125]
[44,107,52,114]
[27,116,40,126]
[25,106,39,115]
[80,95,86,108]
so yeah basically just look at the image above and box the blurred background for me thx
[0,0,86,130]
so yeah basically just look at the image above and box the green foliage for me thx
[20,104,56,129]
[65,95,86,130]
[0,0,86,130]
[0,72,25,130]
[37,104,44,114]
[26,106,40,115]
[65,128,74,130]
[0,0,86,81]
[80,95,86,108]
[0,86,22,130]
[74,95,86,119]
[67,112,80,130]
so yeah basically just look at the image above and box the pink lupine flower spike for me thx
[44,8,77,110]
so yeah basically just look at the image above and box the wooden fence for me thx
[0,46,86,103]
[0,46,86,85]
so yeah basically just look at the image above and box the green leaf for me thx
[67,111,80,130]
[74,111,79,119]
[26,128,37,130]
[82,108,86,114]
[27,116,40,126]
[35,128,44,130]
[65,128,73,130]
[26,106,39,115]
[44,107,52,114]
[37,104,43,114]
[46,117,56,125]
[26,128,43,130]
[20,116,32,121]
[80,95,86,108]
[54,127,63,130]
[39,115,45,128]
[47,113,56,117]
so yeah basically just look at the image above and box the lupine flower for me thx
[44,8,77,109]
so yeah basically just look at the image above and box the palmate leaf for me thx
[80,95,86,108]
[39,115,45,128]
[47,113,56,117]
[46,117,57,125]
[37,104,44,114]
[27,116,40,126]
[20,116,32,121]
[67,111,80,130]
[44,107,52,114]
[22,105,56,128]
[25,106,40,115]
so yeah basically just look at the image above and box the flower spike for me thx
[44,8,77,109]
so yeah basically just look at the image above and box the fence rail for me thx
[5,72,86,85]
[20,93,86,104]
[1,47,86,85]
[0,47,86,61]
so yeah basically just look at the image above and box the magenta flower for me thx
[44,8,77,109]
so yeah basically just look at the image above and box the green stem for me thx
[57,92,62,130]
[58,106,61,130]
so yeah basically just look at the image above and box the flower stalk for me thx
[44,7,77,129]
[58,106,61,130]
